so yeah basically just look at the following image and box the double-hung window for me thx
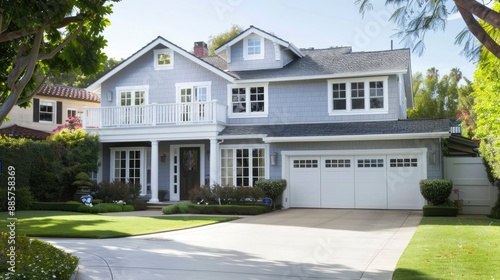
[228,83,268,117]
[328,76,388,115]
[39,101,55,122]
[220,146,267,187]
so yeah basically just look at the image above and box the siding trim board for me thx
[263,132,450,143]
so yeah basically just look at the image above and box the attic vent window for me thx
[243,35,264,60]
[154,49,174,70]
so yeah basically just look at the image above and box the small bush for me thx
[77,205,100,214]
[0,233,78,279]
[93,199,103,205]
[123,205,134,212]
[0,187,34,212]
[419,179,453,205]
[162,203,271,215]
[158,189,168,201]
[93,180,141,204]
[133,200,148,211]
[189,184,266,205]
[162,204,180,214]
[254,179,287,208]
[31,202,82,212]
[189,185,216,204]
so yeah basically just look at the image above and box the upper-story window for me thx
[328,76,388,115]
[154,49,174,70]
[116,86,149,107]
[243,35,264,60]
[228,83,268,118]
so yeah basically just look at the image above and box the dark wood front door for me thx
[180,147,200,200]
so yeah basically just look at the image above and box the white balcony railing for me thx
[82,101,227,128]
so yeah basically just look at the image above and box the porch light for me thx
[107,90,113,102]
[160,153,167,162]
[270,152,278,166]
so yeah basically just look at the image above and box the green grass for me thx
[394,216,500,280]
[0,211,238,238]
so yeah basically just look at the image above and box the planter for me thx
[422,205,458,217]
[454,199,464,214]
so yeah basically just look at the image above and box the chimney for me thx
[194,41,208,58]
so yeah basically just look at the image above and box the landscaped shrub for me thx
[189,184,266,205]
[31,201,82,212]
[93,180,141,204]
[189,185,216,204]
[0,187,34,212]
[0,233,78,279]
[162,202,271,215]
[419,179,453,205]
[162,204,180,214]
[132,200,148,211]
[77,205,100,214]
[123,205,134,212]
[254,179,287,208]
[158,189,168,201]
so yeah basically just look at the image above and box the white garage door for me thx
[289,153,424,209]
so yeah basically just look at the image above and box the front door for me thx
[180,147,200,200]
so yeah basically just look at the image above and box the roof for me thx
[0,125,50,140]
[218,119,450,141]
[38,84,100,103]
[86,36,237,91]
[214,25,304,58]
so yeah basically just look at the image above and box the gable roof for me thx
[214,25,305,58]
[86,36,236,92]
[218,119,450,142]
[38,84,100,102]
[0,125,50,140]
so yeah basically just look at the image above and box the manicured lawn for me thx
[394,216,500,280]
[0,211,238,238]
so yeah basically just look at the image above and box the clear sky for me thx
[102,0,477,80]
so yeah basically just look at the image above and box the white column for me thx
[149,140,159,202]
[209,138,219,186]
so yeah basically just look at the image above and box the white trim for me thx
[154,48,174,70]
[38,100,56,123]
[175,81,212,103]
[273,42,281,61]
[243,34,265,60]
[264,132,451,143]
[217,134,268,140]
[227,83,269,118]
[219,144,270,186]
[115,85,149,107]
[86,37,235,91]
[327,76,389,115]
[169,144,206,202]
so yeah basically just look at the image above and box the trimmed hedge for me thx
[77,203,134,214]
[162,203,271,215]
[422,206,458,217]
[0,233,78,279]
[419,179,453,205]
[31,201,82,212]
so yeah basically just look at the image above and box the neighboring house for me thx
[84,26,451,209]
[0,84,100,133]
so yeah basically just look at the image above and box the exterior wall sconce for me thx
[270,152,278,166]
[107,90,113,102]
[160,153,167,162]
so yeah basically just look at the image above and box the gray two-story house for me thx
[85,26,450,209]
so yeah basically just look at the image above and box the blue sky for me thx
[102,0,477,79]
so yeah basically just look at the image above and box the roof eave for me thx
[263,132,451,143]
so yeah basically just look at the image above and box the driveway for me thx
[45,209,421,280]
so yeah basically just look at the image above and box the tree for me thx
[0,0,119,125]
[356,0,500,59]
[408,67,466,119]
[208,24,243,56]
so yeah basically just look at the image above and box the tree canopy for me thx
[0,0,119,125]
[208,24,243,56]
[356,0,500,60]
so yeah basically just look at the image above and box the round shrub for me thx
[133,200,148,211]
[419,179,453,205]
[254,179,287,208]
[123,205,134,212]
[162,204,180,215]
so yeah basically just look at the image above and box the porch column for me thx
[149,140,159,202]
[209,138,219,186]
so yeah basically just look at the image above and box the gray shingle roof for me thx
[218,119,450,138]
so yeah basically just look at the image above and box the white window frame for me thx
[243,34,265,60]
[219,145,269,187]
[110,147,150,195]
[67,108,78,119]
[154,48,174,70]
[39,100,55,123]
[327,76,389,115]
[115,85,149,107]
[227,83,269,118]
[175,81,212,103]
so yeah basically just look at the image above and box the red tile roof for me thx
[37,84,100,103]
[0,125,50,140]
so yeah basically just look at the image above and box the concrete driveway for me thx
[45,209,421,280]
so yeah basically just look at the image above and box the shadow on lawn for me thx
[419,216,500,226]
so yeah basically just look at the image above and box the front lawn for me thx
[0,211,237,238]
[394,216,500,279]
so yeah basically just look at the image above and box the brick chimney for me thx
[194,41,208,58]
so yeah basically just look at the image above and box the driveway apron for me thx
[44,209,421,280]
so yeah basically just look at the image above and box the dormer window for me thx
[243,35,264,60]
[154,49,174,70]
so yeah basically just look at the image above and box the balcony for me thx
[82,101,227,129]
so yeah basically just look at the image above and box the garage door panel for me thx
[290,158,321,208]
[355,157,387,209]
[321,157,354,208]
[387,155,424,209]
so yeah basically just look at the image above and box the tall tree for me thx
[356,0,500,60]
[208,24,243,56]
[408,67,465,119]
[0,0,119,125]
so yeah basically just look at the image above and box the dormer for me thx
[215,26,304,72]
